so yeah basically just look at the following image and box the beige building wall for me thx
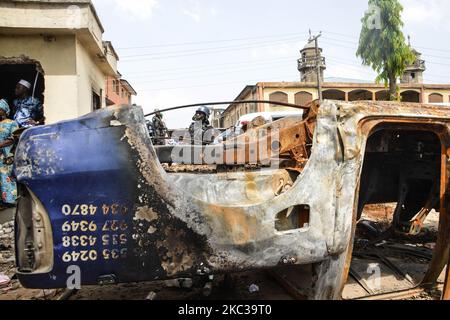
[423,89,450,103]
[0,33,114,123]
[0,1,104,51]
[0,34,77,75]
[44,75,79,123]
[220,82,450,128]
[0,1,118,124]
[262,87,318,112]
[75,39,107,115]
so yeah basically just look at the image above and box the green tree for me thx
[357,0,415,101]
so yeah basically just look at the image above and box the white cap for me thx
[18,79,32,89]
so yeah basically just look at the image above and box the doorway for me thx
[0,58,45,119]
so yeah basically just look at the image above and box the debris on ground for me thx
[164,278,193,289]
[358,220,382,237]
[203,282,213,297]
[181,279,194,289]
[343,209,445,300]
[164,279,181,288]
[0,274,10,289]
[145,291,157,300]
[248,284,260,294]
[0,219,16,295]
[0,221,14,251]
[35,289,58,300]
[423,243,436,250]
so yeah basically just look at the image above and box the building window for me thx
[93,90,101,111]
[295,91,313,106]
[375,90,389,101]
[113,80,120,95]
[400,90,420,103]
[428,93,443,103]
[0,61,46,119]
[269,91,288,109]
[348,90,372,101]
[322,90,346,101]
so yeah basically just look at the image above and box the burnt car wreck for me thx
[12,99,450,300]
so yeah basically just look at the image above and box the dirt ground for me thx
[343,204,445,300]
[0,204,447,300]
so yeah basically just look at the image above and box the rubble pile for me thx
[1,220,15,294]
[0,221,14,251]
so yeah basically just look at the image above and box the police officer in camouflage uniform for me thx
[151,109,168,145]
[188,106,213,145]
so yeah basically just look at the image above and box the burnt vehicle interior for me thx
[151,100,315,211]
[358,127,441,233]
[148,100,449,299]
[348,124,446,299]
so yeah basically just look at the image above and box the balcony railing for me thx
[298,56,326,70]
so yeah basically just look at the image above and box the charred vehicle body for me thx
[12,100,450,299]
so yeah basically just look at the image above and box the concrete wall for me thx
[0,2,104,51]
[0,34,77,75]
[75,38,106,115]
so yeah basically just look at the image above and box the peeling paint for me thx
[134,206,158,223]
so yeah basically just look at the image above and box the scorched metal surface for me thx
[12,100,450,300]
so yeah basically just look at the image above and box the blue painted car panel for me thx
[14,109,151,288]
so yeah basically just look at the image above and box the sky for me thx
[91,0,450,128]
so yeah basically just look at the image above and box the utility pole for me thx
[310,31,323,102]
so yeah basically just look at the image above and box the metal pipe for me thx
[144,100,310,118]
[32,71,39,100]
[56,289,77,300]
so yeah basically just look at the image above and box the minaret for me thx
[401,36,426,84]
[298,34,326,83]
